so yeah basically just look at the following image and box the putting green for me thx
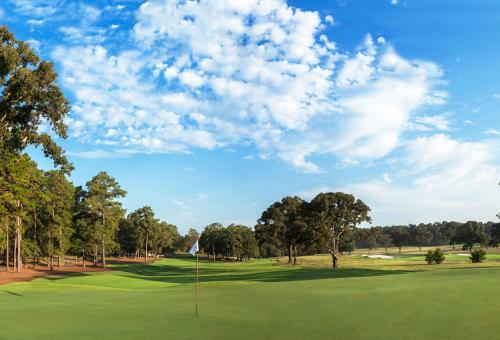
[0,258,499,339]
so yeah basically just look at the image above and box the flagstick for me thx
[195,251,199,317]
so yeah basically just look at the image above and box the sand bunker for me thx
[362,255,394,259]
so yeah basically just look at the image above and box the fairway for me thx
[1,257,499,340]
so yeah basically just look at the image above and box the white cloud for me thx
[8,0,59,17]
[325,15,335,25]
[411,114,452,131]
[390,0,398,5]
[51,0,446,173]
[68,149,130,159]
[485,129,500,136]
[27,19,45,25]
[336,34,377,88]
[299,135,500,224]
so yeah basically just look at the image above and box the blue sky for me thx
[2,0,499,233]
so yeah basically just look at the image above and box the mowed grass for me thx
[0,255,499,340]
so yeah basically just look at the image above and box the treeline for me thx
[199,223,258,261]
[0,163,183,271]
[0,27,183,272]
[342,221,500,255]
[196,195,499,269]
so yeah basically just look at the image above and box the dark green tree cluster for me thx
[118,206,179,262]
[200,223,258,262]
[255,193,371,268]
[354,221,495,254]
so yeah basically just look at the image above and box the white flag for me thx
[189,239,199,256]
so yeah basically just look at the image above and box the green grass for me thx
[0,256,499,339]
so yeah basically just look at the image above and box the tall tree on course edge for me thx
[85,172,126,268]
[0,26,72,271]
[309,192,371,269]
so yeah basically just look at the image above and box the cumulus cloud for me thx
[49,0,447,173]
[299,135,500,224]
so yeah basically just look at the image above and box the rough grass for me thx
[0,253,499,339]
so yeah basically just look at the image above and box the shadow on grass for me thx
[2,290,23,296]
[111,257,408,285]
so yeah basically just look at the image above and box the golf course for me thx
[1,252,499,340]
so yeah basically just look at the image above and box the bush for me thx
[425,248,445,264]
[433,248,445,264]
[425,250,435,264]
[470,249,487,263]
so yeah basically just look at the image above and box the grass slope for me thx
[0,257,499,339]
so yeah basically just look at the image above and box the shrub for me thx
[470,249,487,263]
[433,248,445,264]
[425,248,445,265]
[425,250,435,264]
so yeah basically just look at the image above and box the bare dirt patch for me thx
[0,261,109,285]
[0,257,160,285]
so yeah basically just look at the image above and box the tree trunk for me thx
[101,239,106,268]
[419,244,422,252]
[49,229,54,271]
[94,244,98,265]
[331,252,338,268]
[293,245,297,265]
[16,225,21,272]
[399,246,402,254]
[13,228,17,271]
[5,225,9,271]
[385,246,388,254]
[58,225,63,267]
[212,243,215,262]
[145,232,148,263]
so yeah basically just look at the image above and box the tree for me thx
[440,221,460,249]
[200,222,224,261]
[128,206,157,262]
[377,229,393,254]
[411,224,433,252]
[239,226,259,261]
[0,26,72,172]
[84,172,126,268]
[149,221,178,258]
[390,226,409,254]
[339,230,356,255]
[0,152,44,271]
[71,186,97,266]
[176,228,199,252]
[309,192,371,268]
[255,196,309,265]
[489,223,500,247]
[0,27,72,272]
[456,221,487,253]
[43,170,74,269]
[117,218,139,257]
